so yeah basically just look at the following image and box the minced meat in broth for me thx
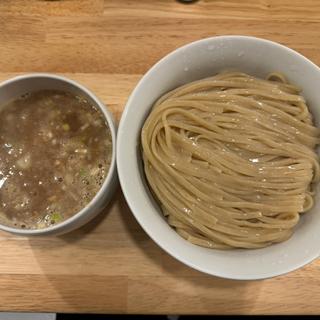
[0,90,112,229]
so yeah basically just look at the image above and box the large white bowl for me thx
[117,36,320,280]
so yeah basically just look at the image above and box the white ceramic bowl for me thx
[0,74,117,236]
[117,35,320,280]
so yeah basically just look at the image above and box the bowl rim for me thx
[117,35,320,280]
[0,73,117,235]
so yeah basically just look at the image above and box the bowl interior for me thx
[117,36,320,280]
[0,74,117,235]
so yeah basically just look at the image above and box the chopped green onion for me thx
[51,212,62,224]
[62,123,70,131]
[79,168,87,177]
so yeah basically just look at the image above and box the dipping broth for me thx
[0,90,112,229]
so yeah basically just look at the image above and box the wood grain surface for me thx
[1,0,320,315]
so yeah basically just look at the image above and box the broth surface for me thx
[0,90,112,229]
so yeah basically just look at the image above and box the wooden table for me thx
[1,0,320,315]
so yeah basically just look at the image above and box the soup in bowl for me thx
[0,74,117,236]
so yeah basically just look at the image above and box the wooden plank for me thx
[0,275,127,313]
[127,271,320,315]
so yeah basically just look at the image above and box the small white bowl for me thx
[117,35,320,280]
[0,73,117,236]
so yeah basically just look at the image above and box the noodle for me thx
[141,72,320,249]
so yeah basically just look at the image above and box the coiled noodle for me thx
[141,72,320,249]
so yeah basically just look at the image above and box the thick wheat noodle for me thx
[141,71,320,249]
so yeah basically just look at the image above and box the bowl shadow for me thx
[117,192,263,314]
[26,188,128,313]
[27,188,262,314]
[57,190,117,244]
